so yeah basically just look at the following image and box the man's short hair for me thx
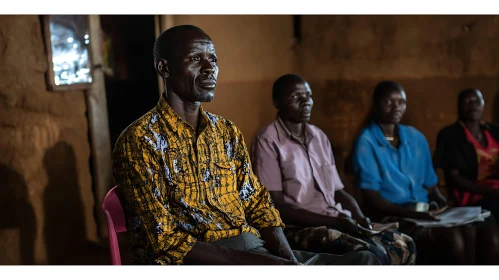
[372,81,405,104]
[153,25,209,62]
[272,74,306,104]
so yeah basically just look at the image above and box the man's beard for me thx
[195,92,215,102]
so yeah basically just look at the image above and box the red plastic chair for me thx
[102,186,127,265]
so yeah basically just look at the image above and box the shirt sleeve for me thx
[232,128,284,230]
[112,133,197,265]
[251,136,283,192]
[352,136,383,191]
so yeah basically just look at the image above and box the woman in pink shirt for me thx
[252,74,416,265]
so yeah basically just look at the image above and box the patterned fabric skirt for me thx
[284,226,416,265]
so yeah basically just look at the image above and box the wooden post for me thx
[86,15,114,240]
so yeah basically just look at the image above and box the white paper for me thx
[403,207,489,228]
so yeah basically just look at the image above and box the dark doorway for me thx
[100,15,159,150]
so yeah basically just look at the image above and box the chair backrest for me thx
[102,186,127,265]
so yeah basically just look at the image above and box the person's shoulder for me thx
[356,124,376,144]
[255,121,279,142]
[306,123,327,137]
[113,109,159,152]
[437,122,461,138]
[306,123,335,146]
[204,111,245,139]
[400,124,422,135]
[399,124,423,138]
[205,111,236,130]
[485,122,499,132]
[484,122,499,140]
[400,125,431,147]
[203,111,224,127]
[352,125,378,158]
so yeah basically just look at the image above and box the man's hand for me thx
[428,186,448,208]
[429,205,448,216]
[356,216,373,230]
[433,196,448,209]
[335,217,374,235]
[259,226,298,262]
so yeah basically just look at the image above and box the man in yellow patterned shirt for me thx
[112,25,380,265]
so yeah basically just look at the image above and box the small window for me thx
[43,15,93,91]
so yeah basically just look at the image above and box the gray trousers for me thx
[213,232,381,265]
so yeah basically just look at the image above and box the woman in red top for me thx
[434,88,499,264]
[461,121,499,205]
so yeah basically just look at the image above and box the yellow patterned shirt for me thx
[112,95,284,265]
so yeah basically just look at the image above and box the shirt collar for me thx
[156,92,216,135]
[274,114,314,145]
[369,120,409,147]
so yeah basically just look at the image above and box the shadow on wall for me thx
[43,141,87,264]
[0,164,36,264]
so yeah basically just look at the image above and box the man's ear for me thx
[155,58,169,79]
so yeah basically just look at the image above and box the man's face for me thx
[277,81,314,123]
[459,90,484,122]
[374,90,407,125]
[167,31,219,102]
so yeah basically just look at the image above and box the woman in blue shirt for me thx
[351,81,496,264]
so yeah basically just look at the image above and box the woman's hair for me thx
[372,80,405,104]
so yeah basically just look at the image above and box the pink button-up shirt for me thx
[251,116,351,218]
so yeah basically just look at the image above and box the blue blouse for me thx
[352,121,438,205]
